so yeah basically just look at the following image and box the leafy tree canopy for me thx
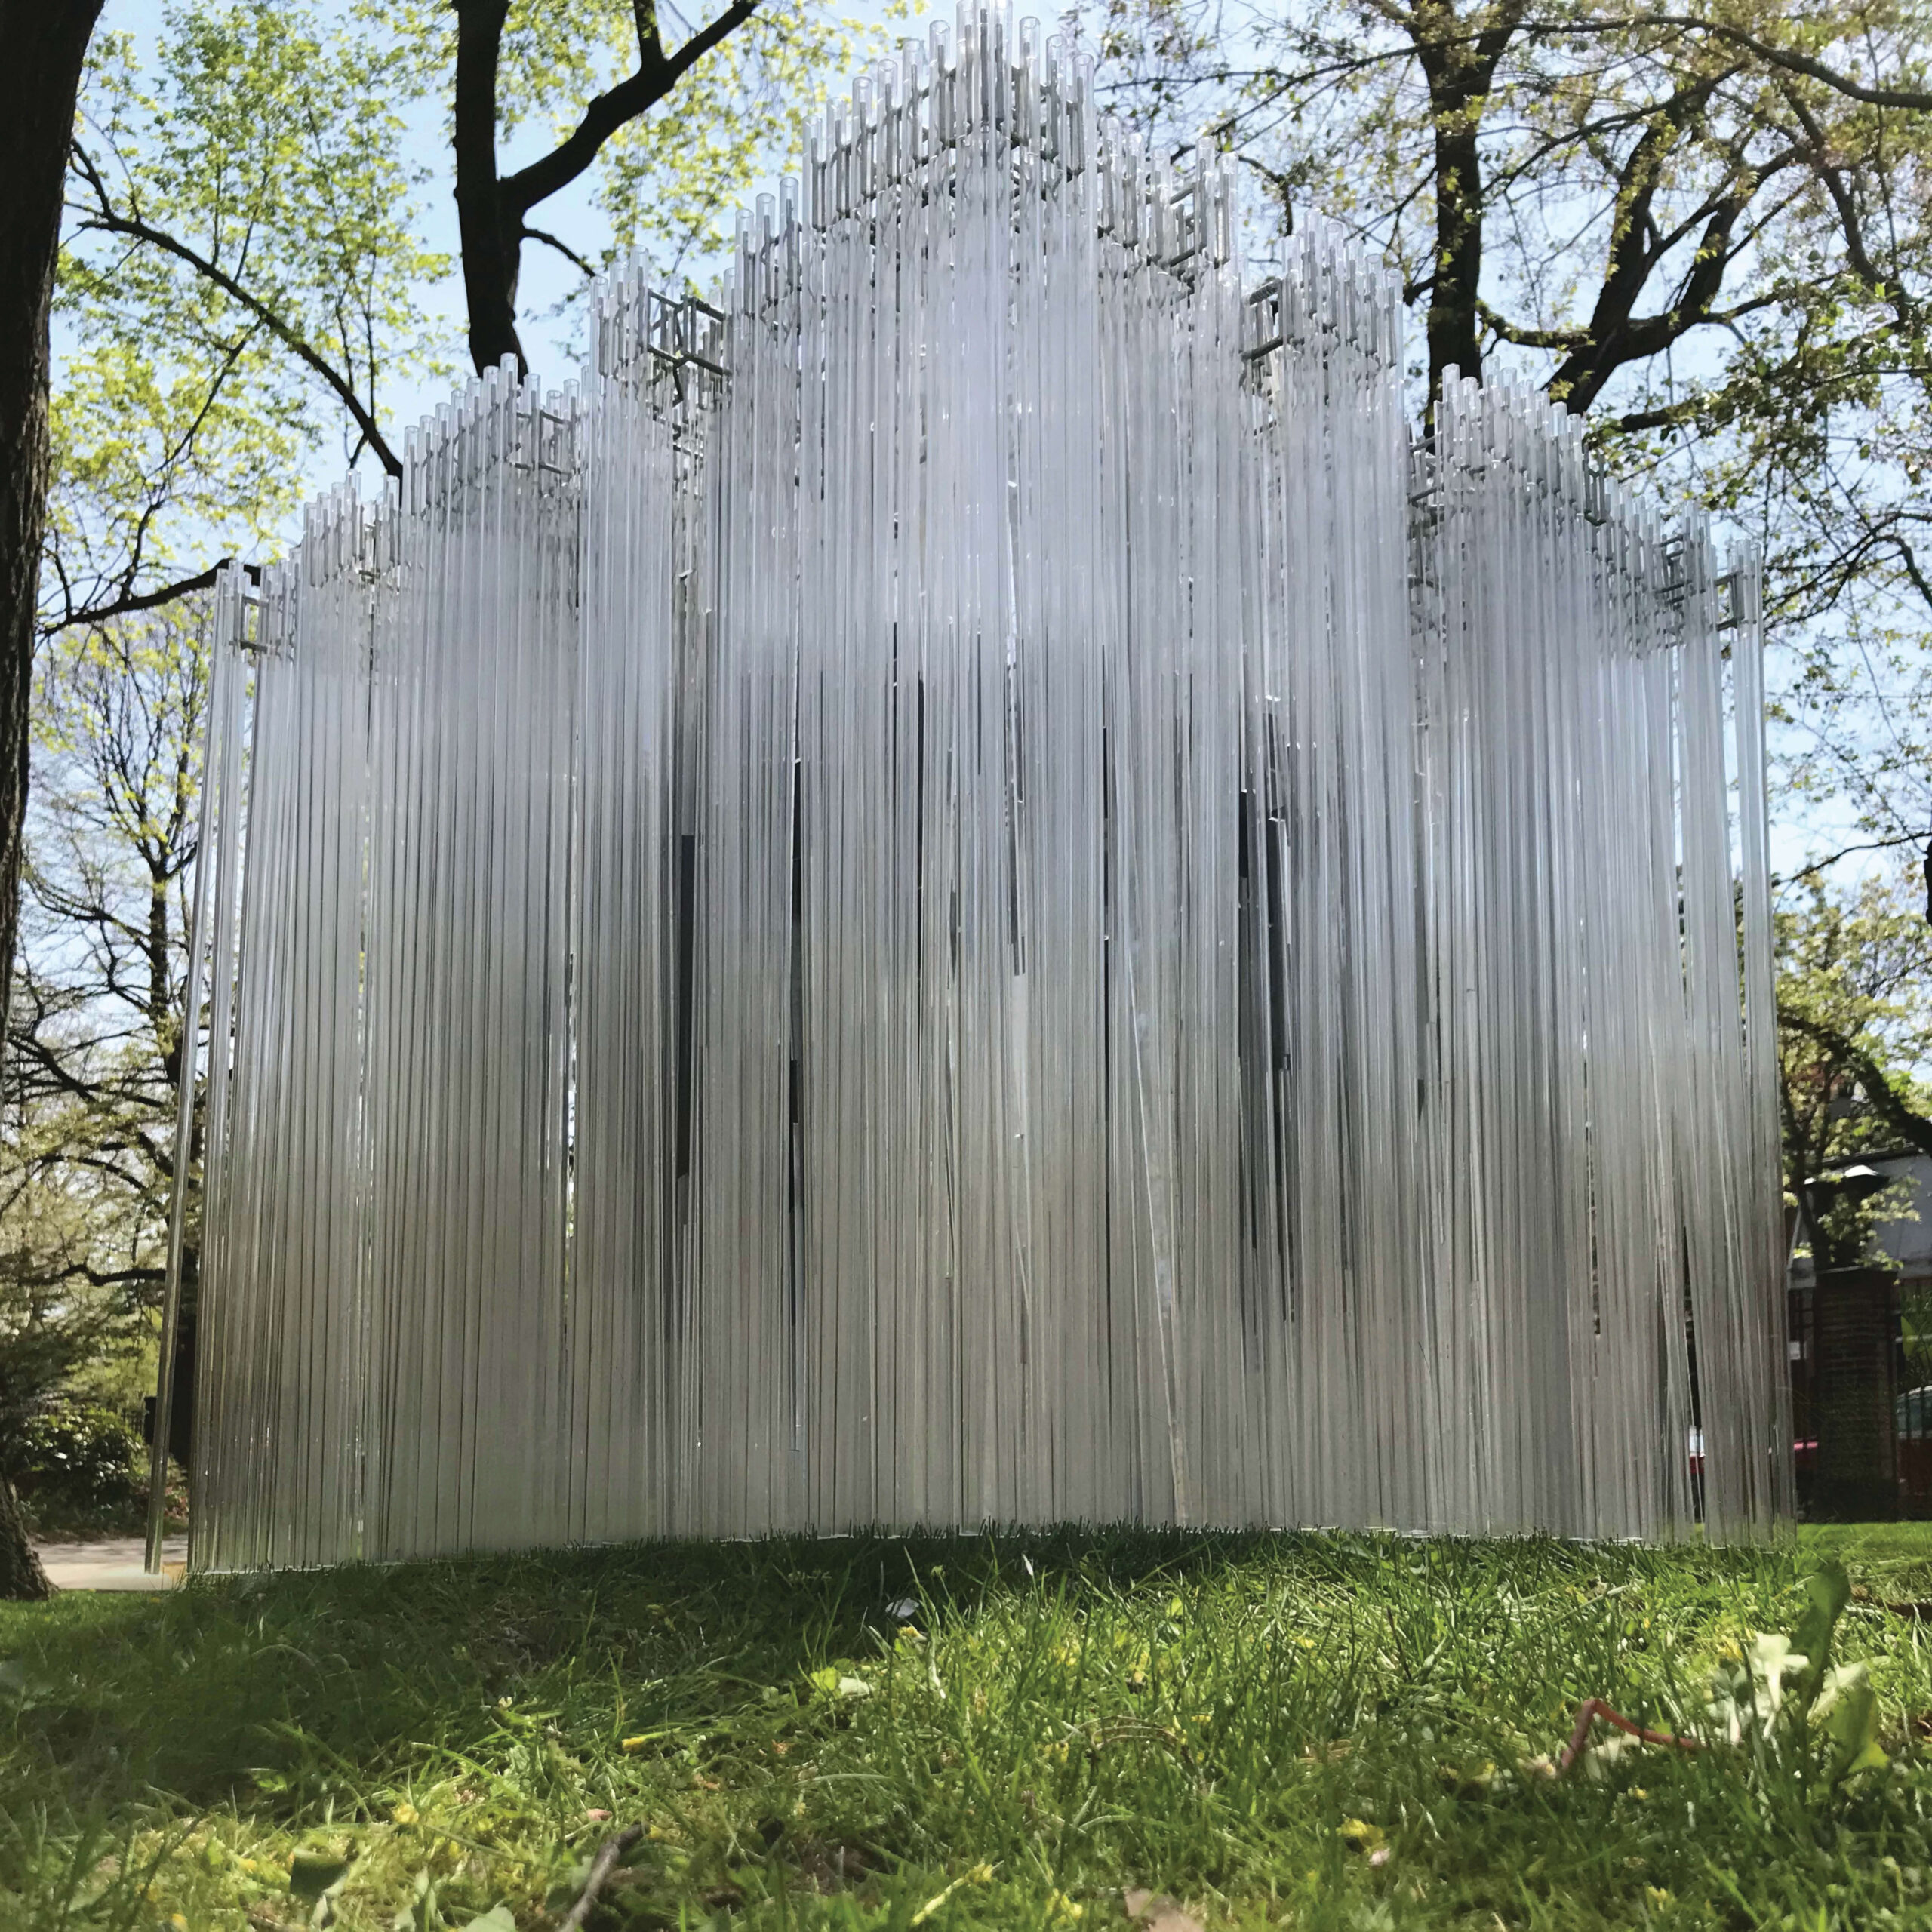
[1091,0,1932,878]
[1777,866,1932,1268]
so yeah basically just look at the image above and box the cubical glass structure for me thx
[152,12,1789,1572]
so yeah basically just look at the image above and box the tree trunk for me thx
[1425,104,1486,398]
[452,0,527,377]
[0,0,105,1601]
[0,1472,51,1600]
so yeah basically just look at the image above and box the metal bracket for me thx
[1714,570,1743,631]
[1243,280,1284,362]
[649,291,730,396]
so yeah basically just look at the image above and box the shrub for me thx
[14,1403,143,1512]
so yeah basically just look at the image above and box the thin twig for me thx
[47,558,263,636]
[1084,1718,1195,1762]
[1558,1697,1701,1774]
[558,1823,644,1931]
[522,224,596,278]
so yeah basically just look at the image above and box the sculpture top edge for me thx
[235,0,1749,638]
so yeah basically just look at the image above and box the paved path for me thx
[33,1537,186,1592]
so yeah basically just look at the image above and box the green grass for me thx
[6,1525,1932,1930]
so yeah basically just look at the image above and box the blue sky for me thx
[85,0,929,461]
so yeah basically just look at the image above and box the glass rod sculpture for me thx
[151,10,1790,1574]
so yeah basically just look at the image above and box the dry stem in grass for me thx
[557,1823,643,1932]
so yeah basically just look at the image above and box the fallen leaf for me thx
[1123,1891,1204,1932]
[787,1836,875,1891]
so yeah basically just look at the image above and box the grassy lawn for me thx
[6,1525,1932,1930]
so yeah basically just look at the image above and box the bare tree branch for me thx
[1638,16,1932,114]
[521,225,595,278]
[1777,834,1932,888]
[68,141,401,478]
[42,559,259,637]
[497,0,758,217]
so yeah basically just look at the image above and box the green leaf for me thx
[391,1869,437,1932]
[460,1908,517,1932]
[807,1665,872,1700]
[1790,1561,1852,1708]
[289,1848,353,1900]
[1816,1663,1890,1782]
[1706,1655,1765,1746]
